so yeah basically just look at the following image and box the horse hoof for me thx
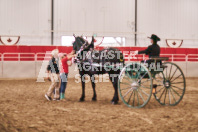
[79,98,85,102]
[111,101,118,105]
[92,98,97,101]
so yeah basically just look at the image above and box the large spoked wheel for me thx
[153,62,186,106]
[118,62,153,108]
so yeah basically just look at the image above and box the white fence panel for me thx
[186,62,198,77]
[3,61,36,78]
[173,62,187,77]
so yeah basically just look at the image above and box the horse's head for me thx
[72,35,95,63]
[73,35,86,52]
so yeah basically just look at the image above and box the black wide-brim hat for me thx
[148,34,160,41]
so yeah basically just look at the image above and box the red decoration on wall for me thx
[166,39,183,48]
[0,36,20,45]
[7,38,12,43]
[172,41,176,45]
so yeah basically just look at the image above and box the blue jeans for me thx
[60,73,68,93]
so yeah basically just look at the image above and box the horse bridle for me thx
[73,40,90,63]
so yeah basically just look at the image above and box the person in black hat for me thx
[134,34,161,66]
[134,34,160,58]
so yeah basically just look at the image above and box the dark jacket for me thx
[138,43,160,58]
[47,57,59,74]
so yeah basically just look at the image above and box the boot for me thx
[62,93,65,99]
[60,93,63,99]
[60,93,65,100]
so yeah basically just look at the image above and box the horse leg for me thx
[79,74,85,102]
[90,75,97,101]
[109,74,119,104]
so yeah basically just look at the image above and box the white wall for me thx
[137,0,198,47]
[0,0,51,45]
[0,0,198,47]
[53,0,135,46]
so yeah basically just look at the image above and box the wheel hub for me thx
[131,82,139,90]
[164,80,171,88]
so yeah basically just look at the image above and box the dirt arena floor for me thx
[0,77,198,132]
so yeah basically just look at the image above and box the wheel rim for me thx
[153,62,186,106]
[118,62,153,108]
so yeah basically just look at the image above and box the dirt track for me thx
[0,78,198,132]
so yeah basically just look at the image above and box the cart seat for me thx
[160,65,167,69]
[149,57,169,71]
[149,57,169,61]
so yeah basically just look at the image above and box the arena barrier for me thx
[0,45,198,55]
[0,46,197,78]
[0,53,198,78]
